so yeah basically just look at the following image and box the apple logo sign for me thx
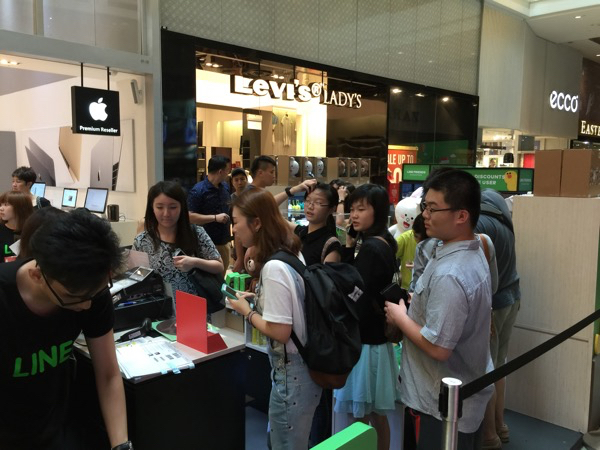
[89,97,108,121]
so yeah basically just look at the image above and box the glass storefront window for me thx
[0,0,141,54]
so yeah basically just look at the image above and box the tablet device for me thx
[84,187,109,214]
[31,182,46,198]
[61,188,78,208]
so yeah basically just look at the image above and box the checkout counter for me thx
[73,316,246,450]
[72,267,249,450]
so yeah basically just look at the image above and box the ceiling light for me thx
[596,54,600,57]
[271,74,279,78]
[392,88,402,93]
[441,96,450,102]
[278,75,285,79]
[416,93,425,97]
[205,62,213,67]
[575,15,582,19]
[397,51,403,55]
[428,60,434,64]
[212,63,220,68]
[0,59,19,66]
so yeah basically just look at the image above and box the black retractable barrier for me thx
[439,307,600,450]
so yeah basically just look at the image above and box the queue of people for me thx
[0,161,519,450]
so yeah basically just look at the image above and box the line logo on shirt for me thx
[12,340,74,377]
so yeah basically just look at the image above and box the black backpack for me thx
[269,251,364,389]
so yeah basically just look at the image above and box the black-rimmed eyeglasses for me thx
[41,270,113,306]
[420,201,457,215]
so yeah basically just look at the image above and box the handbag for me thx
[188,269,226,314]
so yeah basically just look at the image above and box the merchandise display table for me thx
[73,327,246,450]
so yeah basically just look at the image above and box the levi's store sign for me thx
[71,86,120,136]
[230,75,362,109]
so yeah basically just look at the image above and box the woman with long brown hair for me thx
[0,191,34,262]
[228,187,321,450]
[133,181,223,299]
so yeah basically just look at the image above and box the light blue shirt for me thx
[400,239,494,433]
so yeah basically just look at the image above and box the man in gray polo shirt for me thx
[386,169,494,450]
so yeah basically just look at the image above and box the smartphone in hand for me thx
[380,283,409,307]
[173,248,185,257]
[221,283,239,300]
[347,225,358,239]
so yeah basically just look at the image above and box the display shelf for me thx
[245,320,268,354]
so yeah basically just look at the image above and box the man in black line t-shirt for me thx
[0,209,131,450]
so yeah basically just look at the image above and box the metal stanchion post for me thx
[439,377,462,450]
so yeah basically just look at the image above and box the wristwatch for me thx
[112,441,133,450]
[338,199,345,204]
[285,186,293,198]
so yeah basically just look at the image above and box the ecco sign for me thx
[549,90,579,113]
[230,75,362,109]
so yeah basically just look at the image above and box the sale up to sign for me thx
[387,145,418,204]
[388,145,418,183]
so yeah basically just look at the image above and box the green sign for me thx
[401,165,533,192]
[463,169,520,192]
[518,169,534,192]
[402,164,430,181]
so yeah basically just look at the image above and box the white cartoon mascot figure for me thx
[388,196,420,238]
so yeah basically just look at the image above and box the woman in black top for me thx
[0,191,34,262]
[333,184,401,450]
[292,182,341,266]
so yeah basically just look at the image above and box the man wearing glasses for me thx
[385,169,494,450]
[0,209,131,450]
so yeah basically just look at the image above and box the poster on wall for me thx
[387,145,418,204]
[18,119,135,192]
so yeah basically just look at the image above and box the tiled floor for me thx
[502,409,583,450]
[245,407,584,449]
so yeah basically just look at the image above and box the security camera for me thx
[130,79,143,104]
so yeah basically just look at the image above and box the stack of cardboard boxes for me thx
[533,149,600,197]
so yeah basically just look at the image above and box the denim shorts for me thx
[268,348,322,450]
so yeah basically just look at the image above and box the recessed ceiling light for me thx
[205,62,213,67]
[271,74,279,78]
[575,15,582,19]
[278,75,285,79]
[392,88,402,93]
[398,51,403,55]
[441,96,450,102]
[212,63,220,68]
[428,60,434,63]
[0,59,19,66]
[416,93,425,97]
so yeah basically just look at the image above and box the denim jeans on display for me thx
[267,348,322,450]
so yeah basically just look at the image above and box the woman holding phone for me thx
[333,183,401,450]
[133,181,223,299]
[228,188,321,450]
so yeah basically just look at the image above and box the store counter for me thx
[73,327,246,450]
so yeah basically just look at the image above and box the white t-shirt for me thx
[258,256,306,353]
